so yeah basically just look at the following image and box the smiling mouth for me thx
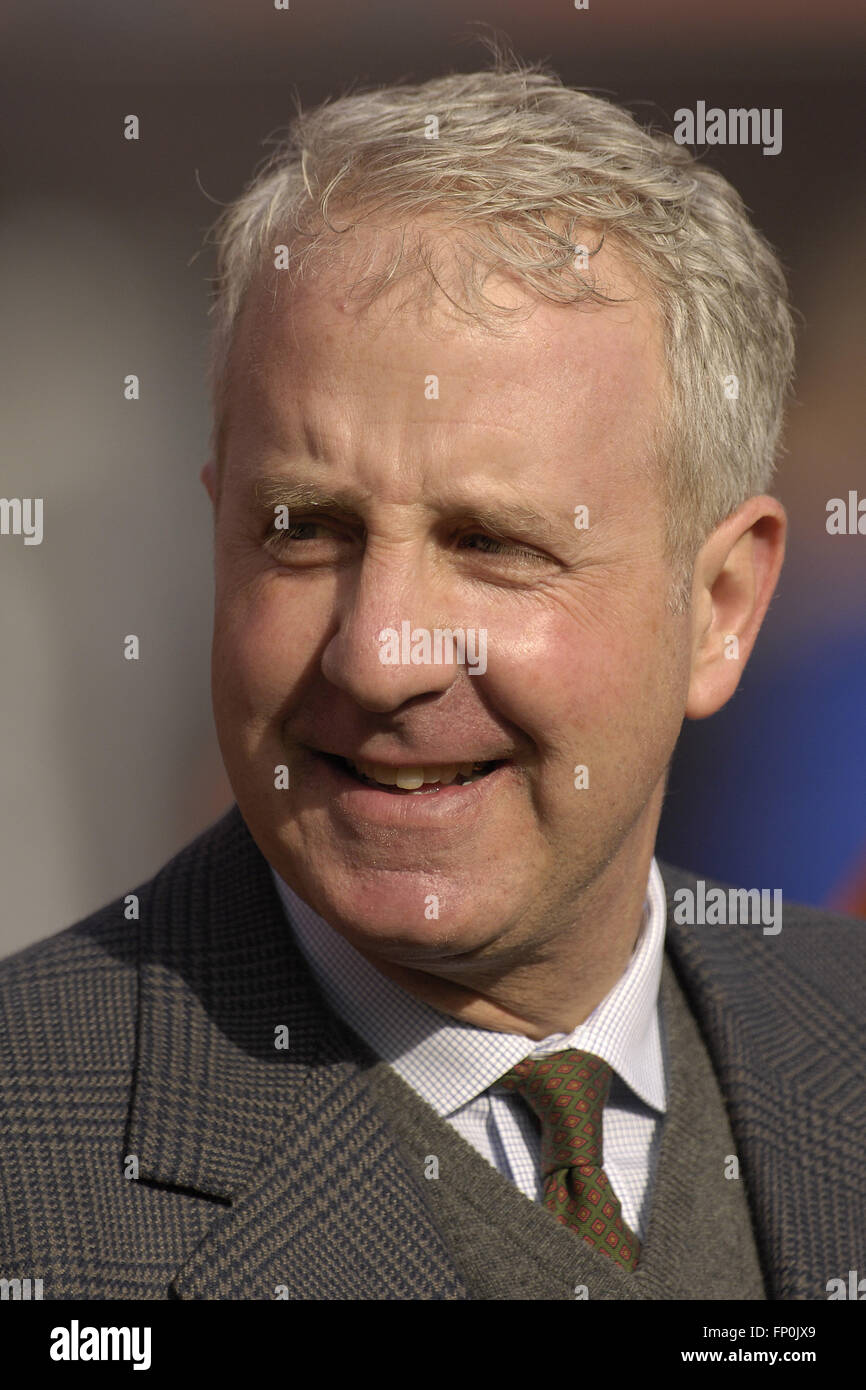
[321,753,504,793]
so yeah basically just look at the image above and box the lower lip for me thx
[307,752,511,828]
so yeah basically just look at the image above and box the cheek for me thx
[212,575,329,717]
[481,596,680,762]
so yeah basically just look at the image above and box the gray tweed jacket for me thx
[0,804,863,1299]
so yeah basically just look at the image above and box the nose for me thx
[320,553,467,713]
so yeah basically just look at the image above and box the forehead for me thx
[219,228,666,479]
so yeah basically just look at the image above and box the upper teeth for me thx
[351,760,484,789]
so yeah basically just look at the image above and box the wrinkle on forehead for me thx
[217,224,668,501]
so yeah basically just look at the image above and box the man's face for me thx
[207,234,693,968]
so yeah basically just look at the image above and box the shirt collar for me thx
[271,860,667,1117]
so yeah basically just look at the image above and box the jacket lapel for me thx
[169,1052,469,1299]
[126,805,468,1299]
[661,860,865,1299]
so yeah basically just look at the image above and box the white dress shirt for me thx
[271,860,668,1241]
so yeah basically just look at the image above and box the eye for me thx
[456,532,547,564]
[266,520,333,543]
[261,513,359,563]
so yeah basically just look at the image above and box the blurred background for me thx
[1,0,864,954]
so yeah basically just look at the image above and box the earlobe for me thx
[201,460,217,504]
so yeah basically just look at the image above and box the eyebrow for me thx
[252,478,364,515]
[251,476,560,541]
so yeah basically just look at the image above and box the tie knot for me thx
[498,1048,613,1173]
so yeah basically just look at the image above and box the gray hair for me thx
[206,52,796,608]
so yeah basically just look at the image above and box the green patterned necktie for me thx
[498,1049,641,1272]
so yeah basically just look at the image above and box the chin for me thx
[295,865,496,959]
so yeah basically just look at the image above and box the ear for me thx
[200,459,217,506]
[685,495,786,720]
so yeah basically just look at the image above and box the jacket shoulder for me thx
[657,858,865,938]
[657,858,864,1034]
[0,807,242,1067]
